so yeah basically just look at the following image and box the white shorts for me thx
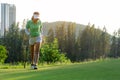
[29,36,42,45]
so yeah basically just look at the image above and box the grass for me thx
[0,58,120,80]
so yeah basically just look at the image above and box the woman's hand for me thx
[25,29,30,35]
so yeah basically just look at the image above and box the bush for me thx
[0,45,7,63]
[40,38,69,63]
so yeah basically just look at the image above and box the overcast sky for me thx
[0,0,120,34]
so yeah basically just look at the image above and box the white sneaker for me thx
[34,65,38,69]
[31,64,34,69]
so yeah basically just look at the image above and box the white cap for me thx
[33,14,39,19]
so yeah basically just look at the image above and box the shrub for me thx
[0,45,7,63]
[40,38,69,63]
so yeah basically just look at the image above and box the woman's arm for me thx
[25,29,30,35]
[25,20,30,35]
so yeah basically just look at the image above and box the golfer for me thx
[25,11,43,69]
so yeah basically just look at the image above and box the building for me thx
[0,3,16,37]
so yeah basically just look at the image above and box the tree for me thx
[110,29,120,58]
[0,45,7,63]
[80,24,91,60]
[110,31,118,57]
[80,24,110,61]
[55,22,66,52]
[66,22,76,61]
[117,29,120,57]
[47,27,54,43]
[100,26,110,58]
[75,29,81,61]
[4,23,24,63]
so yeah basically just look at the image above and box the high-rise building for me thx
[0,3,16,37]
[0,4,1,37]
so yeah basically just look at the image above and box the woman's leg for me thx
[34,42,41,65]
[30,44,35,65]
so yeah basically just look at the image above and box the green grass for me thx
[0,58,120,80]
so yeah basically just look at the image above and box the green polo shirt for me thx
[26,20,42,37]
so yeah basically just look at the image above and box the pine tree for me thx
[47,27,54,43]
[110,31,118,57]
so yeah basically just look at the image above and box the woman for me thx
[25,12,43,69]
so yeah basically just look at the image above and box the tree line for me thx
[46,22,120,61]
[0,21,120,63]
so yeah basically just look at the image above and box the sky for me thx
[0,0,120,34]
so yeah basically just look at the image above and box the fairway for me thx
[0,58,120,80]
